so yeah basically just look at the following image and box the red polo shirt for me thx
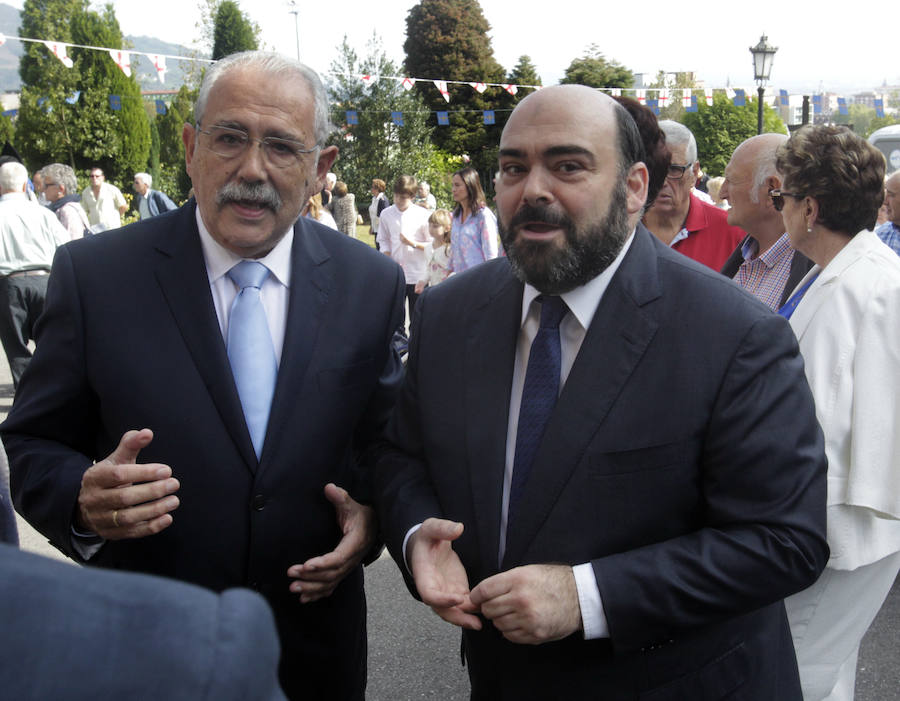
[672,194,746,271]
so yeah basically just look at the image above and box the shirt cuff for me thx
[573,562,609,639]
[401,523,423,575]
[70,524,104,560]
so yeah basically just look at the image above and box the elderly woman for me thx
[774,125,900,701]
[449,167,498,272]
[330,181,357,237]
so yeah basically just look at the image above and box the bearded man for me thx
[373,84,829,700]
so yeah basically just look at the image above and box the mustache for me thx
[216,181,282,211]
[507,203,574,232]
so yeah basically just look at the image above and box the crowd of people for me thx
[1,48,898,701]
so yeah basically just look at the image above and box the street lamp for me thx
[750,34,778,134]
[288,1,300,61]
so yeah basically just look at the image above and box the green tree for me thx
[0,113,15,147]
[866,114,900,138]
[16,0,149,183]
[560,44,632,89]
[211,0,259,60]
[646,70,702,121]
[833,103,877,136]
[681,93,786,176]
[156,85,196,203]
[328,34,460,212]
[404,0,506,177]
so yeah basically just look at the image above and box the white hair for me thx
[659,120,698,164]
[0,162,27,193]
[325,172,337,186]
[134,172,152,187]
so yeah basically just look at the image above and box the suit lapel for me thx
[152,202,258,471]
[261,218,332,466]
[502,227,662,568]
[465,268,522,573]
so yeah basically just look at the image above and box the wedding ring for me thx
[112,509,120,528]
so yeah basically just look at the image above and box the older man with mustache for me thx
[2,51,405,701]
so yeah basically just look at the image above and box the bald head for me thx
[731,133,788,203]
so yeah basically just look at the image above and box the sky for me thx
[8,0,899,94]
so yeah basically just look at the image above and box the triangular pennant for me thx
[401,77,415,91]
[149,54,167,84]
[109,50,131,77]
[361,75,375,86]
[469,82,487,94]
[502,83,518,96]
[44,41,73,68]
[434,80,450,103]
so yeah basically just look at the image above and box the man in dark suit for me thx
[374,85,829,699]
[2,51,404,701]
[719,133,814,309]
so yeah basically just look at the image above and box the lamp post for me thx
[288,1,300,61]
[750,34,778,134]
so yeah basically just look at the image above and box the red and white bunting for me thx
[109,50,131,77]
[635,89,646,104]
[468,82,486,94]
[148,54,166,84]
[682,89,692,108]
[658,88,669,104]
[401,77,415,91]
[361,75,375,86]
[0,34,6,47]
[44,41,73,68]
[725,87,736,100]
[434,80,450,103]
[704,89,714,106]
[502,83,518,96]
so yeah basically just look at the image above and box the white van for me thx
[869,124,900,173]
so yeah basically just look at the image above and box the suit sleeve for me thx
[593,313,829,652]
[1,244,99,560]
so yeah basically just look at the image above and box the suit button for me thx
[251,494,266,511]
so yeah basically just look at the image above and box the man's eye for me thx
[502,164,525,175]
[557,162,583,173]
[217,132,245,146]
[267,141,295,155]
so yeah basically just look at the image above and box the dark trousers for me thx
[0,273,49,388]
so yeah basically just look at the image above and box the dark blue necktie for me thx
[227,261,277,459]
[508,295,568,530]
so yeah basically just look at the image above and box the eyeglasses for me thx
[666,163,694,180]
[197,124,317,168]
[768,188,804,212]
[43,181,59,188]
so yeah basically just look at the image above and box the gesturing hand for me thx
[76,428,180,540]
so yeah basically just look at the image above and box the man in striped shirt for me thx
[719,134,813,310]
[875,170,900,256]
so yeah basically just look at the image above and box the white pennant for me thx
[468,82,486,94]
[434,80,450,103]
[610,88,621,97]
[725,87,736,100]
[401,77,415,91]
[502,83,518,96]
[149,54,166,84]
[45,41,73,68]
[635,89,646,104]
[682,89,692,108]
[0,34,6,47]
[109,50,131,77]
[658,88,669,104]
[705,89,714,106]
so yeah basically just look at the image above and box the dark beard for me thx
[499,179,631,294]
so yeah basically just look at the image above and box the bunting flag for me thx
[155,100,167,115]
[149,54,167,84]
[704,89,714,106]
[635,89,646,104]
[434,80,450,103]
[44,41,73,68]
[0,34,6,46]
[400,77,415,91]
[109,50,131,77]
[361,75,375,86]
[813,94,822,114]
[391,111,404,126]
[838,97,848,116]
[779,89,789,107]
[733,88,746,106]
[875,98,885,118]
[109,94,121,111]
[646,98,659,115]
[685,95,699,113]
[658,88,669,105]
[436,111,449,125]
[725,87,735,100]
[681,89,692,108]
[610,88,621,97]
[483,110,495,125]
[469,82,487,94]
[65,91,80,104]
[345,110,358,125]
[502,83,518,96]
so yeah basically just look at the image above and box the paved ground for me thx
[5,348,897,700]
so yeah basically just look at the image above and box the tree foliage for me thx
[211,1,259,60]
[404,0,505,177]
[328,34,462,213]
[16,0,149,183]
[680,93,787,176]
[155,85,196,203]
[561,44,633,89]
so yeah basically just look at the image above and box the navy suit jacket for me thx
[375,225,829,700]
[2,201,405,700]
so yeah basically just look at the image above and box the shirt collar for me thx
[520,229,636,331]
[741,232,793,268]
[195,207,293,288]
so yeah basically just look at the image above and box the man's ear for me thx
[626,162,649,216]
[314,146,339,191]
[182,123,197,178]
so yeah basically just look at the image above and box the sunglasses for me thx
[769,188,803,212]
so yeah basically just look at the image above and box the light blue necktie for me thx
[227,261,277,459]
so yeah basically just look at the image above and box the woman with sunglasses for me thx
[774,124,900,701]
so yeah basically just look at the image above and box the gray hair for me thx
[40,163,78,195]
[195,51,333,148]
[748,133,788,204]
[659,120,697,164]
[134,172,152,188]
[0,162,27,193]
